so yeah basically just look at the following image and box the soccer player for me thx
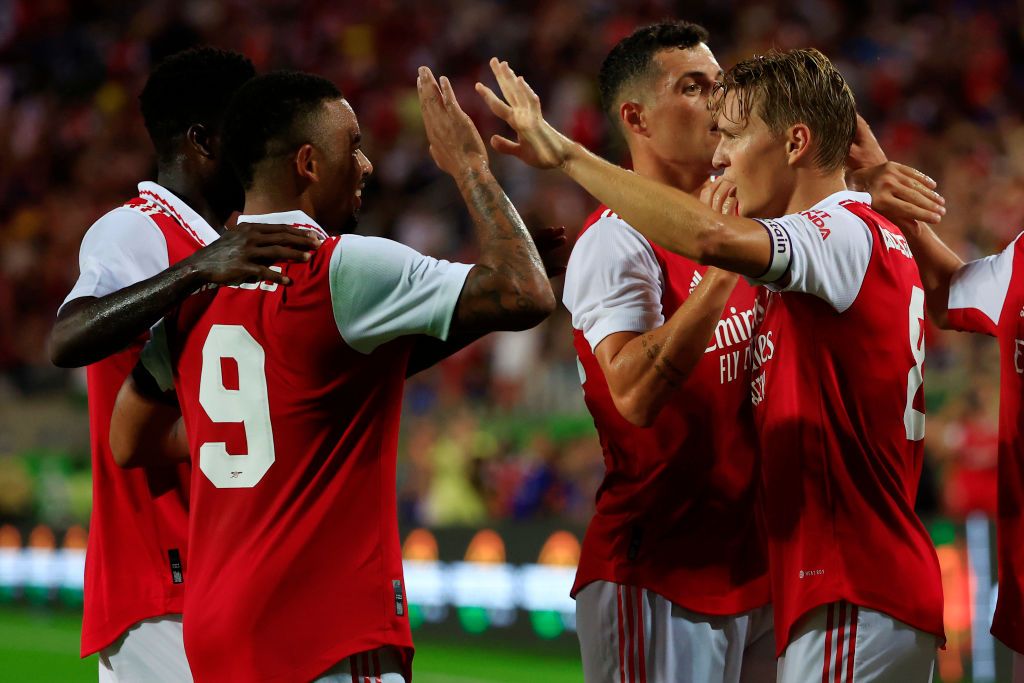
[564,22,772,682]
[49,48,318,681]
[111,68,554,682]
[857,126,1024,680]
[478,49,946,681]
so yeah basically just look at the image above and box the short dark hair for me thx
[139,46,255,160]
[222,71,343,189]
[711,48,857,172]
[598,21,710,121]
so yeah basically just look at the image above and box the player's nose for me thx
[357,149,373,177]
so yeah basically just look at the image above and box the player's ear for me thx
[186,124,215,159]
[785,123,812,166]
[620,101,649,137]
[294,144,318,183]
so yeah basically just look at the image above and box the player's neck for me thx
[155,167,226,232]
[241,189,317,221]
[784,169,848,214]
[630,149,708,197]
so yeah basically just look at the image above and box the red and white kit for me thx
[946,234,1024,672]
[563,206,772,683]
[749,191,944,682]
[63,182,219,681]
[142,210,472,683]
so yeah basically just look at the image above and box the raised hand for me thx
[475,57,574,169]
[416,66,488,177]
[850,162,946,231]
[182,222,321,286]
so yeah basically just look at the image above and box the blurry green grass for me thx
[0,608,582,683]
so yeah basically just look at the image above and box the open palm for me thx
[475,57,572,170]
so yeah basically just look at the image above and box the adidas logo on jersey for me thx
[689,270,703,294]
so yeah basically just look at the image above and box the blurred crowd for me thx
[0,0,1020,529]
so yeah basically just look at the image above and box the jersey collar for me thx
[809,189,873,210]
[236,210,329,241]
[137,181,221,245]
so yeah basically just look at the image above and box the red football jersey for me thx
[750,194,944,653]
[566,206,769,615]
[947,233,1024,654]
[147,211,470,682]
[76,188,212,655]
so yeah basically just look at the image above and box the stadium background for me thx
[0,0,1021,680]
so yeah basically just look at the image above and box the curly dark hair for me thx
[222,71,343,190]
[598,20,710,121]
[139,46,255,161]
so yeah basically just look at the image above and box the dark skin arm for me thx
[50,223,320,367]
[406,224,567,377]
[109,370,188,468]
[416,66,555,337]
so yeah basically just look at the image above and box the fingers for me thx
[887,190,944,224]
[893,162,939,192]
[249,246,314,264]
[239,223,322,241]
[699,181,714,206]
[490,134,522,157]
[721,194,738,216]
[885,197,942,227]
[254,266,292,286]
[708,179,737,214]
[532,225,568,247]
[252,231,321,250]
[490,57,523,108]
[439,75,462,112]
[416,66,444,115]
[476,82,513,123]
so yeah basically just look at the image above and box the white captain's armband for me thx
[753,219,792,283]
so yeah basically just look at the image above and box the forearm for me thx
[561,144,769,276]
[51,262,201,367]
[902,223,965,327]
[604,270,737,426]
[109,375,187,468]
[451,163,556,332]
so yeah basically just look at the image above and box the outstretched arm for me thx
[474,58,772,277]
[51,223,319,368]
[406,224,567,377]
[417,66,555,334]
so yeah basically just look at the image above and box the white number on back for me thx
[904,286,926,441]
[198,325,276,488]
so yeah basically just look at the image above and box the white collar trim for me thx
[237,210,328,240]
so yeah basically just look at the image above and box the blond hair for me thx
[711,48,856,172]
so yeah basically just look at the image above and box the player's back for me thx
[150,209,472,682]
[163,233,413,681]
[750,193,943,653]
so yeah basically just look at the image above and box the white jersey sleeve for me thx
[61,207,170,311]
[562,213,664,351]
[328,234,473,354]
[947,234,1020,336]
[750,206,873,313]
